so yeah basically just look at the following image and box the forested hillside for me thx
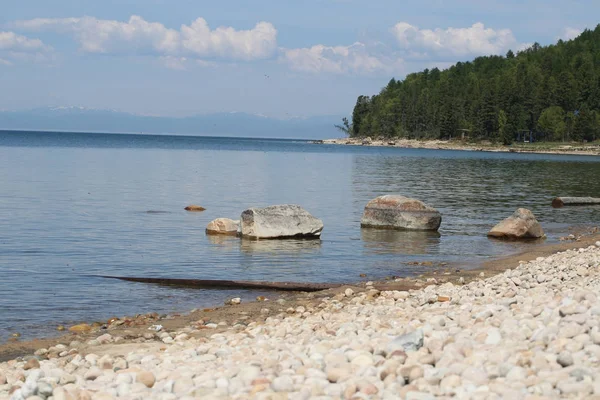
[344,25,600,144]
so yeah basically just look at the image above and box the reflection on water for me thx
[361,228,441,255]
[240,238,322,254]
[206,234,240,247]
[207,235,323,254]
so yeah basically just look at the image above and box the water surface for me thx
[1,130,599,340]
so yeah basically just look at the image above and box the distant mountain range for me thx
[0,107,344,139]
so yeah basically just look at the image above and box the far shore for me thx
[1,230,599,363]
[316,137,600,156]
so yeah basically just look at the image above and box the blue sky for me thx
[1,0,598,118]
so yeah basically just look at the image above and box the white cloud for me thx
[391,22,518,58]
[0,31,48,52]
[181,19,276,60]
[0,31,51,66]
[560,27,582,41]
[282,42,402,75]
[12,15,277,61]
[282,21,524,76]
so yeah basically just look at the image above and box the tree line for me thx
[340,24,600,144]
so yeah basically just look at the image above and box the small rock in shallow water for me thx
[206,218,239,235]
[184,205,206,211]
[225,297,241,305]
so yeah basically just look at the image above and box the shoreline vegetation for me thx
[337,26,600,149]
[1,233,600,398]
[315,137,600,156]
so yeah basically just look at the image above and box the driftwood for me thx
[99,276,343,292]
[552,197,600,208]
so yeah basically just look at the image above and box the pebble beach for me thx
[319,138,600,156]
[2,242,600,399]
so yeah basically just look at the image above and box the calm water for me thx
[1,130,599,341]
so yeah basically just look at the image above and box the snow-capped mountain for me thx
[0,107,344,139]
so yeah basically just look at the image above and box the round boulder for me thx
[487,208,544,240]
[360,195,442,231]
[206,218,240,236]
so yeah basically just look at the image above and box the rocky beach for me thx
[318,138,600,157]
[2,237,600,399]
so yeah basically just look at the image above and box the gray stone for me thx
[206,218,240,236]
[557,351,574,367]
[487,208,545,239]
[37,382,53,398]
[240,205,323,239]
[361,195,441,231]
[387,329,424,354]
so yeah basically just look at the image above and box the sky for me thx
[1,0,598,118]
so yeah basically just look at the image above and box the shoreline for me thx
[317,137,600,156]
[2,231,599,364]
[2,236,600,398]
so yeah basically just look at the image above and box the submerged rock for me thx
[240,204,323,239]
[184,205,206,211]
[206,218,240,236]
[361,195,442,231]
[488,208,545,240]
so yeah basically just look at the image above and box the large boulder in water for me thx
[206,218,240,236]
[488,208,545,240]
[361,195,442,231]
[240,205,323,239]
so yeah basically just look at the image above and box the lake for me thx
[1,130,599,341]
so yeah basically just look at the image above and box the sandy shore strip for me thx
[317,138,600,156]
[2,235,600,399]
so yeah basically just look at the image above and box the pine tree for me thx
[344,24,600,143]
